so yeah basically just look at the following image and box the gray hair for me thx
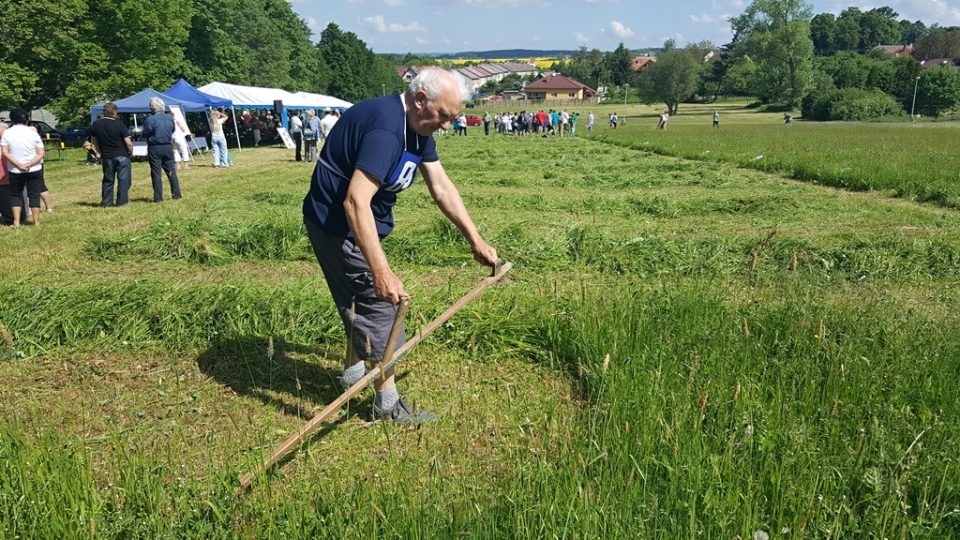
[149,97,165,114]
[408,69,470,104]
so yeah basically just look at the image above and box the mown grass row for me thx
[2,284,957,538]
[80,212,960,283]
[589,122,960,208]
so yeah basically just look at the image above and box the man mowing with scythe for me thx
[302,68,499,424]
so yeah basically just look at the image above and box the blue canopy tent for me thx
[165,78,232,108]
[90,88,207,124]
[164,78,241,150]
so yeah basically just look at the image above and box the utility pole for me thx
[910,76,920,120]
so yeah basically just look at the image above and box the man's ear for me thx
[414,91,428,110]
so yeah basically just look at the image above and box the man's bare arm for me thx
[343,169,407,304]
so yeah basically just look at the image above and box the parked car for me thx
[62,125,90,145]
[464,114,482,126]
[29,120,63,144]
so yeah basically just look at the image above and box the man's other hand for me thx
[471,239,498,267]
[374,268,408,305]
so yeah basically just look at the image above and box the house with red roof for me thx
[523,74,595,101]
[631,57,654,72]
[873,44,914,57]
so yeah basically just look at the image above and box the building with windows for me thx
[397,63,538,95]
[522,74,594,101]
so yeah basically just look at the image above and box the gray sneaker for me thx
[372,397,437,424]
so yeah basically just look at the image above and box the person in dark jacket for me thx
[141,97,181,202]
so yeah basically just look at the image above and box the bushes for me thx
[802,87,903,121]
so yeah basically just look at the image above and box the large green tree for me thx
[636,46,702,115]
[0,0,90,110]
[915,66,960,116]
[914,28,960,60]
[605,43,634,86]
[899,20,928,44]
[810,13,836,55]
[732,0,815,106]
[316,23,402,103]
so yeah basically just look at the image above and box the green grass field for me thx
[0,124,958,538]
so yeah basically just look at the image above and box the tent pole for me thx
[232,107,242,152]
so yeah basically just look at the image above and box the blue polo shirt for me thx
[142,112,176,145]
[303,94,438,239]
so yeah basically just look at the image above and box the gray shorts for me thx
[305,218,405,362]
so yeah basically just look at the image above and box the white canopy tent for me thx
[198,82,306,109]
[198,83,352,149]
[290,92,353,110]
[198,82,309,150]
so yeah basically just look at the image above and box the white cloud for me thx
[460,0,523,6]
[583,0,617,3]
[365,15,387,31]
[610,20,634,39]
[384,0,406,5]
[891,0,960,26]
[690,14,718,24]
[347,0,363,4]
[363,15,426,33]
[306,16,321,35]
[415,36,428,44]
[575,31,590,43]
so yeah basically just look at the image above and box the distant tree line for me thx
[547,0,960,120]
[0,0,404,125]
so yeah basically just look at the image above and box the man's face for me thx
[408,89,460,136]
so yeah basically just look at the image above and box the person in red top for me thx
[536,110,548,134]
[0,123,10,225]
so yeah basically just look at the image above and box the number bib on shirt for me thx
[382,150,421,193]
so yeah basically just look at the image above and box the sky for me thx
[287,0,960,54]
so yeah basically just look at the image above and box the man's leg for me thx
[304,220,433,422]
[148,147,163,202]
[101,158,116,207]
[116,156,132,206]
[161,146,181,199]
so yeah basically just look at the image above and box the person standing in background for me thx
[304,109,321,162]
[319,108,337,147]
[289,111,303,162]
[209,109,229,167]
[713,110,720,128]
[0,110,45,227]
[168,111,191,171]
[141,97,181,202]
[89,102,134,207]
[0,123,11,224]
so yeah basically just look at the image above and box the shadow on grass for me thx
[196,335,375,422]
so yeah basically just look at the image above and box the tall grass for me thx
[1,285,957,538]
[593,122,960,208]
[2,132,960,537]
